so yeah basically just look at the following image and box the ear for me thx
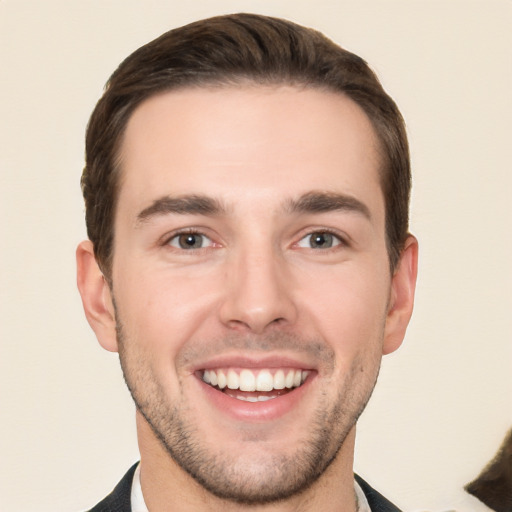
[76,240,118,352]
[382,235,418,355]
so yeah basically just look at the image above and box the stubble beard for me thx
[116,321,381,505]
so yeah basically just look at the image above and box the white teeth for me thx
[258,395,276,401]
[227,369,239,390]
[229,394,278,402]
[217,370,227,389]
[203,368,308,392]
[238,395,259,402]
[273,369,285,390]
[256,370,274,391]
[239,369,256,391]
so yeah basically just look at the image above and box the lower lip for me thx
[197,375,314,422]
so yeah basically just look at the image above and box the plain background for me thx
[1,1,511,511]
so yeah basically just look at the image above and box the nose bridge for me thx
[220,236,296,333]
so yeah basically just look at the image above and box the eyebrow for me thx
[285,191,372,220]
[135,190,371,225]
[136,194,227,224]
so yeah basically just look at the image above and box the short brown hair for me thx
[82,13,410,279]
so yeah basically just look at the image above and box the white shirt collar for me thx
[130,463,148,512]
[131,463,372,512]
[355,478,372,512]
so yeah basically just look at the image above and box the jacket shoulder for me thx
[86,463,138,512]
[355,474,402,512]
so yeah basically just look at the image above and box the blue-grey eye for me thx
[297,232,341,249]
[169,233,212,249]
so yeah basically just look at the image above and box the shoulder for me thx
[355,474,402,512]
[86,463,138,512]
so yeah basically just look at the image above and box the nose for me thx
[219,245,298,334]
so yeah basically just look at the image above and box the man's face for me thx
[99,86,411,503]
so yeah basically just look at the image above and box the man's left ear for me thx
[382,235,418,355]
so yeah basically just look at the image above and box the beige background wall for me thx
[1,1,510,511]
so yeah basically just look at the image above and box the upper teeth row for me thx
[202,368,308,392]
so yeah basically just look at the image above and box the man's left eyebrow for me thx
[285,191,372,220]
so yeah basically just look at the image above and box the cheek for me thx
[112,264,224,356]
[299,264,390,358]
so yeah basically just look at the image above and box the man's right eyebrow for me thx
[135,194,227,225]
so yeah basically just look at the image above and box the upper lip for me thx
[188,353,317,373]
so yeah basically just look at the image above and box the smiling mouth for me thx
[201,368,310,402]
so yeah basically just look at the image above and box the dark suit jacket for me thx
[88,463,402,511]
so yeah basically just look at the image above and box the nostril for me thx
[225,319,254,332]
[226,316,287,334]
[218,278,298,333]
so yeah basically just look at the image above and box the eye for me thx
[167,232,213,249]
[297,231,343,249]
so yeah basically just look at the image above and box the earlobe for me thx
[76,240,118,352]
[382,235,418,355]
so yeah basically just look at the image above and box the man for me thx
[77,13,418,512]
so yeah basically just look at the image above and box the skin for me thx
[77,85,418,512]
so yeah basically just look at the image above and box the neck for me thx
[136,411,359,512]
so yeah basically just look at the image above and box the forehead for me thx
[117,85,383,217]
